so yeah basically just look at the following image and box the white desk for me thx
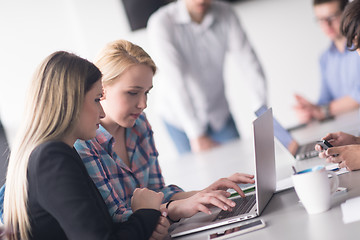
[291,110,360,144]
[160,109,360,239]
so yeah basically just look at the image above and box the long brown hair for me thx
[341,0,360,50]
[4,51,101,240]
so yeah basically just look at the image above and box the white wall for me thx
[226,0,328,137]
[0,0,328,161]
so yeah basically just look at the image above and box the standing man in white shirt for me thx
[147,0,267,154]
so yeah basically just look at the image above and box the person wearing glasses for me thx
[294,0,360,124]
[315,0,360,171]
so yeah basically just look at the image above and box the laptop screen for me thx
[169,108,276,238]
[255,105,293,150]
[253,108,276,215]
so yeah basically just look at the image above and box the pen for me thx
[229,186,256,198]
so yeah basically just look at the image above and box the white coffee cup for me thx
[292,165,339,214]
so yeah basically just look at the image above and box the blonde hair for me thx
[94,39,156,86]
[3,51,101,240]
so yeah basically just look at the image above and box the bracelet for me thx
[166,200,180,223]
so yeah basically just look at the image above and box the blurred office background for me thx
[0,0,327,164]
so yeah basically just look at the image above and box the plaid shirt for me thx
[0,184,4,223]
[74,113,183,222]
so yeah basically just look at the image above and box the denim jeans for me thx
[163,115,240,155]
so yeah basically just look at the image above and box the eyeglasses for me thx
[316,12,342,25]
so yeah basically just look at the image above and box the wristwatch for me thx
[320,104,331,119]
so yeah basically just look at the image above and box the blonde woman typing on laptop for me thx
[74,39,255,236]
[3,51,164,240]
[316,0,360,171]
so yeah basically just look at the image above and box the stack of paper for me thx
[341,196,360,224]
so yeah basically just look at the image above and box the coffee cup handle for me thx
[327,171,339,194]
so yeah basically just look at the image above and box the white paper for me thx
[276,177,293,192]
[341,196,360,224]
[325,164,349,176]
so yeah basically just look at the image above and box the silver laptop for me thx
[255,105,318,160]
[170,108,276,238]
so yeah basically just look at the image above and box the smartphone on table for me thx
[208,219,265,239]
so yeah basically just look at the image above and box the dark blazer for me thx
[27,141,160,240]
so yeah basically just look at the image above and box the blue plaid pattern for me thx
[0,184,4,223]
[75,113,183,222]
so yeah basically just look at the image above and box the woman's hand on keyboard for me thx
[203,173,255,197]
[165,190,236,220]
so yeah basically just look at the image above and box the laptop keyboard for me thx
[213,194,256,221]
[296,142,318,160]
